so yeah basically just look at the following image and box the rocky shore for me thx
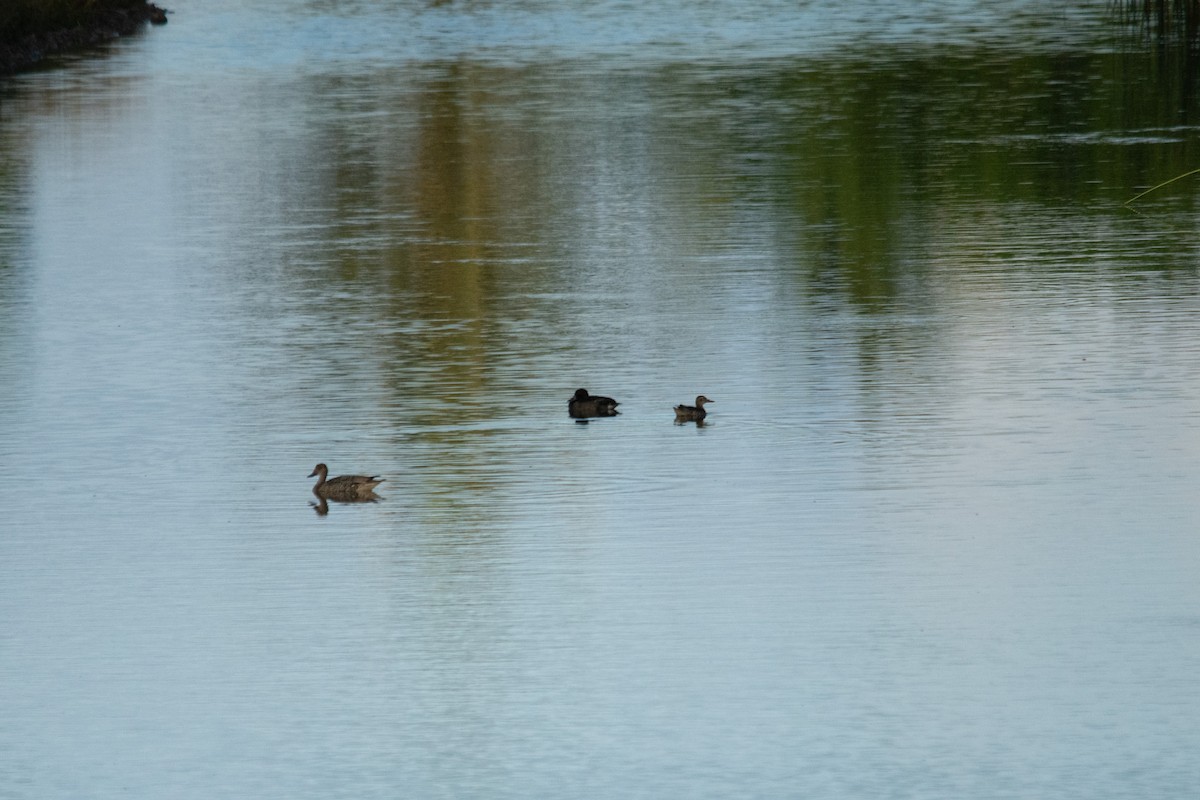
[0,2,167,76]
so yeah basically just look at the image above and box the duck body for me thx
[568,388,620,418]
[673,395,713,422]
[309,463,384,500]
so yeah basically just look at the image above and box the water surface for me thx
[1,1,1199,798]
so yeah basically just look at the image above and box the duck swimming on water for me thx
[568,388,620,418]
[673,395,713,422]
[308,463,384,500]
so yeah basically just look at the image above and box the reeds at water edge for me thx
[1118,0,1200,42]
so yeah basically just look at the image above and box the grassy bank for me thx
[0,0,166,75]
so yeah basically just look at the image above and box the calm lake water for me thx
[2,1,1199,797]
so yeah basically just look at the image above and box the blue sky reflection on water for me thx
[1,1,1199,798]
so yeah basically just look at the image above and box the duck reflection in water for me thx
[674,395,713,425]
[308,463,384,514]
[310,493,382,515]
[568,388,620,419]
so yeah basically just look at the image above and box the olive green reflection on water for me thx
[275,41,1200,371]
[324,50,1195,253]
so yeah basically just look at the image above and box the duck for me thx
[568,388,620,418]
[673,395,713,422]
[308,463,384,500]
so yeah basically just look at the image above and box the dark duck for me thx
[568,388,620,418]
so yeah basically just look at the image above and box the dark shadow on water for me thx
[310,492,383,516]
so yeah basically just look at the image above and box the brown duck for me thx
[673,395,713,422]
[308,463,384,500]
[568,388,620,418]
